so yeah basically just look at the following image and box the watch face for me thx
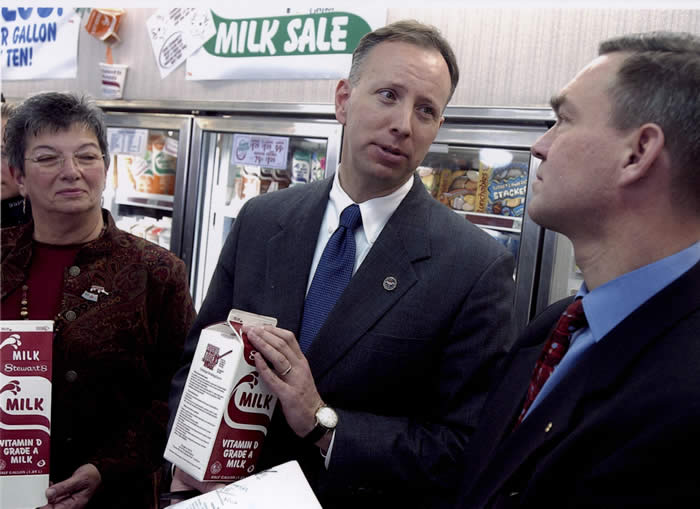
[317,406,338,428]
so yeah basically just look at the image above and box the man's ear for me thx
[335,79,351,125]
[619,123,665,186]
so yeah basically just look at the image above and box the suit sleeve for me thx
[324,249,516,496]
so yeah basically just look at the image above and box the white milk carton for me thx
[165,310,278,482]
[0,320,54,509]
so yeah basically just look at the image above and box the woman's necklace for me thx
[20,284,29,319]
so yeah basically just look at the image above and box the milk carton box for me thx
[165,310,278,482]
[0,320,54,509]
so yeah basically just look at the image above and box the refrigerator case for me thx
[422,107,555,333]
[185,108,342,309]
[102,112,193,259]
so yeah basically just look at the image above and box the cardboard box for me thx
[0,320,54,509]
[164,310,277,482]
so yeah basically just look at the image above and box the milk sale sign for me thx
[186,8,386,80]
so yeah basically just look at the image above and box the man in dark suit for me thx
[168,20,515,508]
[457,31,700,508]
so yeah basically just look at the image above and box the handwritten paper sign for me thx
[146,8,215,79]
[1,7,80,80]
[107,128,148,157]
[170,461,322,509]
[231,134,289,170]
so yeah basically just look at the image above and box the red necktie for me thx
[514,298,587,428]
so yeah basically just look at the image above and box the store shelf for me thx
[453,210,523,233]
[116,190,175,211]
[439,201,523,232]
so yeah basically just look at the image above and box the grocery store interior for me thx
[4,6,699,332]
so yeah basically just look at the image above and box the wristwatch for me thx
[303,404,338,444]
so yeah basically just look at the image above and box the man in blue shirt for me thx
[457,31,700,508]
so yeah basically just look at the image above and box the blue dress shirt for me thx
[524,241,700,420]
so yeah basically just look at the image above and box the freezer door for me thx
[185,116,342,309]
[536,230,584,312]
[425,122,548,333]
[103,112,193,258]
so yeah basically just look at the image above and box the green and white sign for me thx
[186,8,386,80]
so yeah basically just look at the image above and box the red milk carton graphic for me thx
[0,320,54,509]
[164,310,277,482]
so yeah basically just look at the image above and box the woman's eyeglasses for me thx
[24,151,106,173]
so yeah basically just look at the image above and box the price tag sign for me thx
[231,134,289,170]
[107,128,148,157]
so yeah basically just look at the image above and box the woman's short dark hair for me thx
[4,91,109,175]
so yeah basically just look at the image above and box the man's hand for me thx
[244,325,323,440]
[170,466,226,494]
[39,463,101,509]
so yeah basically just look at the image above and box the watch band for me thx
[303,422,329,444]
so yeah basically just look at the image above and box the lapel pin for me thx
[90,285,109,296]
[81,291,98,302]
[383,276,398,291]
[82,285,110,302]
[545,422,553,433]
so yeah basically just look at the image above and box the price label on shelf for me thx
[231,134,289,170]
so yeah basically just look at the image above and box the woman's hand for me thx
[39,463,101,509]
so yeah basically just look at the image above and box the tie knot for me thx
[339,204,362,230]
[562,298,587,330]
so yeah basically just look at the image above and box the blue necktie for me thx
[298,204,362,353]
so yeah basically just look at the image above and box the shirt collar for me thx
[578,241,700,343]
[329,171,414,244]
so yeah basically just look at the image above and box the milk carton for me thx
[165,310,278,482]
[0,320,54,509]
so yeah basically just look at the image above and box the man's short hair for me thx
[348,19,459,107]
[4,91,109,176]
[599,32,700,210]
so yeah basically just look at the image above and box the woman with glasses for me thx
[0,92,196,509]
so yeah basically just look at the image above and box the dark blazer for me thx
[458,259,700,509]
[169,175,515,508]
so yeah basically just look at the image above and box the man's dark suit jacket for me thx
[169,174,515,508]
[457,259,700,508]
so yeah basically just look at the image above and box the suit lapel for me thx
[468,300,571,496]
[306,176,432,381]
[586,259,700,393]
[264,180,332,334]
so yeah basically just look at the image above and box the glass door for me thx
[103,113,193,257]
[186,115,342,309]
[425,109,552,332]
[419,144,531,268]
